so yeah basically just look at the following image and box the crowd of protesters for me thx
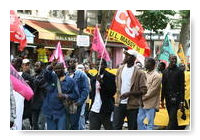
[10,49,189,130]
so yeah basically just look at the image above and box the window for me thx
[17,10,32,15]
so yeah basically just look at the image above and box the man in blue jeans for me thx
[137,58,161,130]
[67,58,90,130]
[42,62,79,130]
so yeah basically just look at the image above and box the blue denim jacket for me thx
[42,67,79,120]
[73,70,90,105]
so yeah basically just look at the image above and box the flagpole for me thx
[98,35,109,75]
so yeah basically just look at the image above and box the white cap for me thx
[126,49,138,57]
[77,64,85,71]
[22,59,30,64]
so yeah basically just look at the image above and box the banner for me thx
[153,71,190,126]
[10,64,34,101]
[10,10,27,51]
[158,34,175,65]
[108,10,150,57]
[49,41,67,68]
[91,26,111,61]
[107,68,190,127]
[177,44,188,67]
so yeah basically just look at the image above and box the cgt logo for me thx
[115,10,140,38]
[15,25,26,40]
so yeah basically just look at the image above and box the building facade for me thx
[11,10,180,68]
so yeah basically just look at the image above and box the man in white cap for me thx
[22,59,30,74]
[113,49,147,130]
[21,58,34,129]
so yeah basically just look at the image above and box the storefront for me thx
[144,33,180,57]
[22,19,88,63]
[10,27,35,61]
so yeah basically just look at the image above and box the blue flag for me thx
[158,34,175,64]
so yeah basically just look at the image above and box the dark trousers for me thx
[89,111,112,130]
[32,109,46,130]
[32,109,40,130]
[166,104,179,130]
[85,103,90,123]
[113,104,138,130]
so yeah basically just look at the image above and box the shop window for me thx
[17,10,32,15]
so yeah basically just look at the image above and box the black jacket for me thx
[90,70,116,114]
[21,72,34,119]
[161,65,185,105]
[31,69,47,110]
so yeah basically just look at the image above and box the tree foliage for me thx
[99,10,115,40]
[179,10,190,53]
[137,10,176,33]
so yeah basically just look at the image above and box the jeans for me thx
[46,113,67,130]
[67,104,82,130]
[113,104,138,130]
[137,107,156,130]
[79,103,86,130]
[89,111,112,130]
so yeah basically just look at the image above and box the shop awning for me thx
[24,19,86,41]
[24,27,35,43]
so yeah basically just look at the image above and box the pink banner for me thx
[49,41,67,68]
[10,64,34,101]
[91,26,111,61]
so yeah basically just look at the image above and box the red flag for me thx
[10,64,34,101]
[91,26,111,61]
[108,10,150,57]
[10,10,27,51]
[49,41,67,68]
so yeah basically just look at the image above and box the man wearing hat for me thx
[21,59,34,129]
[113,49,147,130]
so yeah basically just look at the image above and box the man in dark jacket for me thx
[31,61,47,130]
[89,59,116,130]
[21,59,34,129]
[161,55,185,130]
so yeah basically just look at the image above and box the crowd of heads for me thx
[11,51,189,78]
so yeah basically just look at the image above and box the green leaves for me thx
[137,10,176,33]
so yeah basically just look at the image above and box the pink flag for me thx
[91,26,111,61]
[10,64,34,101]
[49,41,67,68]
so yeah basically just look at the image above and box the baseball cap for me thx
[126,49,138,57]
[77,64,85,72]
[22,59,30,64]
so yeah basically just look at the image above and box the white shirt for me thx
[91,78,102,113]
[120,64,134,104]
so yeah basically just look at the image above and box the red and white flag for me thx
[10,64,34,101]
[91,26,110,61]
[108,10,150,57]
[49,41,67,68]
[10,10,27,51]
